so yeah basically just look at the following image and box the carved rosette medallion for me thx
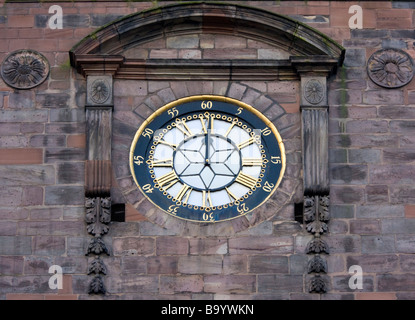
[304,79,324,105]
[87,76,113,106]
[1,49,50,90]
[90,79,110,104]
[367,48,414,89]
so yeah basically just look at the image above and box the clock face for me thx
[130,96,285,223]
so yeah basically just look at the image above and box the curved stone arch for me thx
[70,2,344,57]
[70,2,344,78]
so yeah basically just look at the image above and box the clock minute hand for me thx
[204,131,210,165]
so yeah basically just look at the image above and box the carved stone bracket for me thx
[304,195,330,293]
[85,196,111,236]
[85,76,114,295]
[85,196,111,295]
[85,160,112,197]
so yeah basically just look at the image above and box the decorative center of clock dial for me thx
[173,133,241,191]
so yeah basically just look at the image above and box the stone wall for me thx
[1,0,415,300]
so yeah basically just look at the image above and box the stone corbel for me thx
[84,75,113,295]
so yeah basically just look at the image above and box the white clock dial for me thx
[150,116,262,208]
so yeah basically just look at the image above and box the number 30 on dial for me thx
[129,96,286,223]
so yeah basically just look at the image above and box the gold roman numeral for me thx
[224,122,236,138]
[176,184,192,203]
[242,158,263,166]
[157,139,177,150]
[235,171,257,189]
[157,170,179,189]
[237,137,256,150]
[202,190,213,207]
[225,187,238,202]
[150,158,173,167]
[176,119,193,137]
[200,117,207,134]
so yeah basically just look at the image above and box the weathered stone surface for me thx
[178,256,222,274]
[204,275,256,294]
[229,236,293,254]
[248,255,289,273]
[17,221,85,236]
[356,205,404,219]
[258,275,303,294]
[347,255,399,273]
[113,237,155,256]
[107,275,158,293]
[378,274,415,292]
[0,256,24,275]
[0,165,55,186]
[156,237,188,255]
[0,236,32,255]
[160,275,204,294]
[330,164,367,185]
[362,235,396,254]
[189,239,227,255]
[45,186,84,205]
[147,256,178,274]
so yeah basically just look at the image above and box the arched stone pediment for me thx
[69,2,344,80]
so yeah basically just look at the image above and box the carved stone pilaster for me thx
[86,108,112,161]
[85,76,114,295]
[296,68,331,294]
[301,87,329,195]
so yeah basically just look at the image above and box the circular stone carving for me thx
[90,78,110,104]
[1,49,50,90]
[304,79,324,105]
[367,48,414,89]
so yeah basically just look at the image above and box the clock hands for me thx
[204,115,215,166]
[204,131,210,165]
